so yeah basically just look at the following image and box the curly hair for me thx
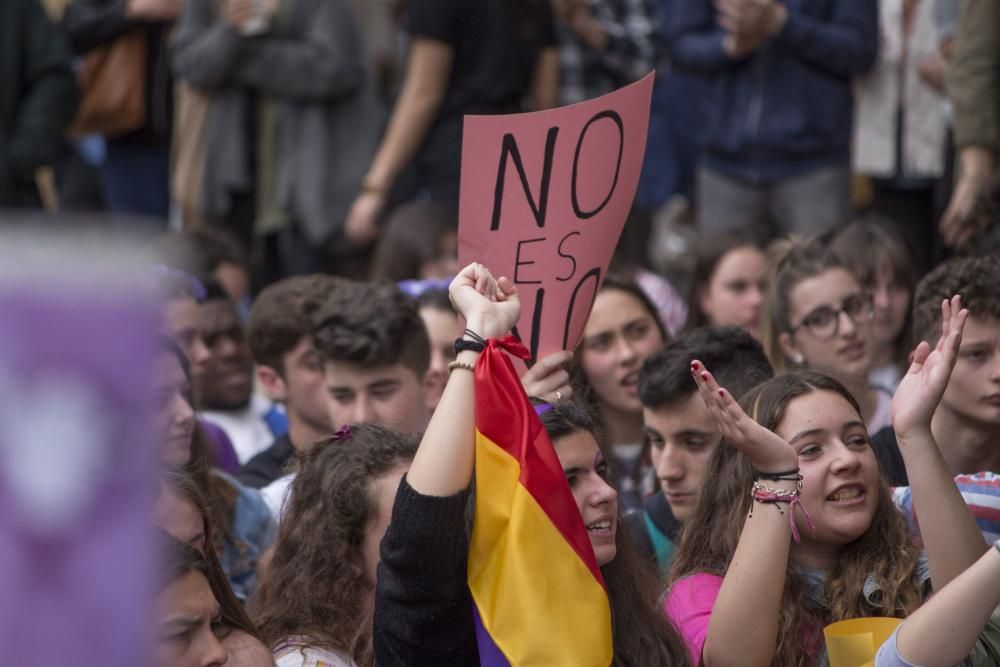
[249,274,345,374]
[251,424,418,665]
[912,254,1000,346]
[531,400,693,667]
[312,280,430,378]
[668,372,922,667]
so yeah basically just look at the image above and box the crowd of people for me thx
[6,0,1000,665]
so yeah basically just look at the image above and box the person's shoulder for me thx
[222,630,275,667]
[260,472,297,520]
[665,572,724,614]
[215,470,275,530]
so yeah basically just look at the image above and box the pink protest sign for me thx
[458,73,654,364]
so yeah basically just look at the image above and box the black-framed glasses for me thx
[789,293,873,339]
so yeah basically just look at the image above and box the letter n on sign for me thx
[458,73,655,368]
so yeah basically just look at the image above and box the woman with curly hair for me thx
[250,424,418,667]
[665,296,988,666]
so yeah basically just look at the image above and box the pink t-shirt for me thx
[663,573,724,665]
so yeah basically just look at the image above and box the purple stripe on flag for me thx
[473,605,511,667]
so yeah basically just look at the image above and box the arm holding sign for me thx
[521,350,574,404]
[344,37,454,244]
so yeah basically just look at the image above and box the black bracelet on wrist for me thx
[463,328,487,345]
[755,467,801,482]
[455,337,486,354]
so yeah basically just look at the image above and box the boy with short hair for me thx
[879,254,1000,475]
[239,274,343,489]
[259,279,440,518]
[632,326,774,573]
[312,279,441,435]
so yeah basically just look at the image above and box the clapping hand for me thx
[891,295,968,439]
[692,360,798,473]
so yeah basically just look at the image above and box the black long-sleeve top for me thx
[373,476,479,666]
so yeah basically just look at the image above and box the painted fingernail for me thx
[700,372,709,381]
[718,389,725,397]
[691,361,701,370]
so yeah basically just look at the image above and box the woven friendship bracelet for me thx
[749,480,815,543]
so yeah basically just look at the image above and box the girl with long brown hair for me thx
[156,472,272,666]
[152,337,275,601]
[665,296,988,667]
[575,272,671,512]
[250,424,419,667]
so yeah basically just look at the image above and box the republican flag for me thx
[468,335,613,666]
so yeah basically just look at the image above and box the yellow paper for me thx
[824,617,902,667]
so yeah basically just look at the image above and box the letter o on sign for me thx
[571,110,624,220]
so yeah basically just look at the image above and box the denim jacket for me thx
[215,470,276,601]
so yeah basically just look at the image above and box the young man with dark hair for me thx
[259,279,441,518]
[312,280,441,433]
[200,287,287,465]
[631,326,774,573]
[238,274,343,489]
[875,254,1000,474]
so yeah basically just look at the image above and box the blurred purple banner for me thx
[0,231,158,665]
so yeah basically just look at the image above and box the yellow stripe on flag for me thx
[469,431,613,666]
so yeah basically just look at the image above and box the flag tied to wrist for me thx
[468,335,613,666]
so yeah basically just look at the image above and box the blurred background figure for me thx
[172,0,384,280]
[0,0,78,210]
[63,0,178,221]
[343,0,560,246]
[684,229,767,338]
[669,0,878,238]
[852,0,949,274]
[940,0,1000,251]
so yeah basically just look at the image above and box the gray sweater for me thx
[172,0,384,245]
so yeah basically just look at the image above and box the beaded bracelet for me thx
[448,360,475,373]
[749,478,814,543]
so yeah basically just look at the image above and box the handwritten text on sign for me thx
[458,74,654,364]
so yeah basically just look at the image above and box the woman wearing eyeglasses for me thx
[761,238,902,479]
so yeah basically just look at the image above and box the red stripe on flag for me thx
[475,338,605,586]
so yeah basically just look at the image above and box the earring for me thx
[793,354,804,366]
